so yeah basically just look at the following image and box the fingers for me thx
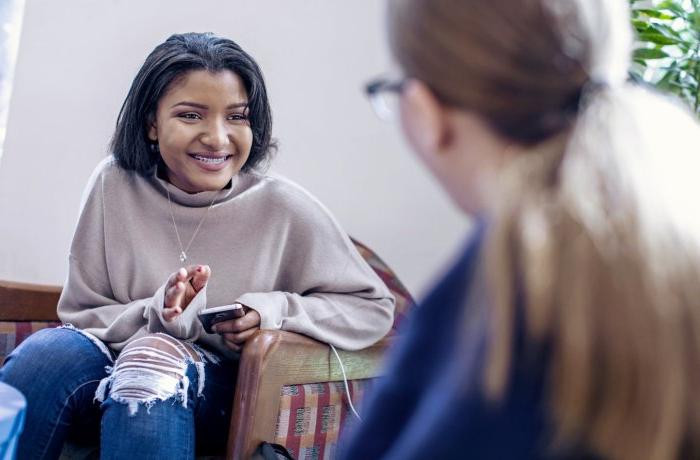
[171,265,209,292]
[166,267,188,290]
[163,265,211,321]
[163,280,186,321]
[212,309,261,334]
[163,269,186,322]
[222,327,259,350]
[214,309,261,351]
[162,264,212,323]
[162,305,182,322]
[190,265,211,292]
[165,276,187,308]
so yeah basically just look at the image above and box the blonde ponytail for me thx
[486,83,700,460]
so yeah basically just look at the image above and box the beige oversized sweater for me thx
[57,157,395,357]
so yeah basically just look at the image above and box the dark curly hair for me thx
[110,32,276,174]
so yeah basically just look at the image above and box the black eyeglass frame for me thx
[364,76,407,120]
[364,77,407,98]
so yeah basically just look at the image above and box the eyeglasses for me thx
[364,77,406,121]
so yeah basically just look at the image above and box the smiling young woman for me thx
[0,32,395,459]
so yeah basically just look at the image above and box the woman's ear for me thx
[147,121,158,142]
[400,80,452,157]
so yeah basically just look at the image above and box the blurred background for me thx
[0,0,468,298]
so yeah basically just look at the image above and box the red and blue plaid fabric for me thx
[274,380,372,460]
[0,321,60,365]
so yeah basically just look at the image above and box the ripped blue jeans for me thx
[0,326,237,460]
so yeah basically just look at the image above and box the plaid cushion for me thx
[274,379,372,460]
[0,321,60,365]
[351,239,414,332]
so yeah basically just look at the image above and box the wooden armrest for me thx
[0,280,61,321]
[227,329,394,459]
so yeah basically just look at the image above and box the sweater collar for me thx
[149,165,242,208]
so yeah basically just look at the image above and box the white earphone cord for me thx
[329,344,362,421]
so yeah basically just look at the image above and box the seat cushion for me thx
[274,379,372,460]
[0,321,61,365]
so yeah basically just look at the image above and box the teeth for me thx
[193,155,228,164]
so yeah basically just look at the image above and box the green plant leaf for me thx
[634,48,671,60]
[691,11,700,31]
[648,23,683,40]
[657,69,681,91]
[655,0,689,18]
[629,0,699,118]
[632,19,650,31]
[638,32,681,45]
[675,41,691,54]
[635,8,676,20]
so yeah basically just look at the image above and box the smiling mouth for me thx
[188,154,233,165]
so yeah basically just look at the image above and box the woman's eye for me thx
[178,112,201,120]
[228,113,248,121]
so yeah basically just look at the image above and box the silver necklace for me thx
[166,187,220,263]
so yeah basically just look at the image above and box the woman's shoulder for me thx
[242,171,345,232]
[78,156,149,207]
[245,172,332,212]
[85,155,135,186]
[77,156,118,206]
[91,155,152,191]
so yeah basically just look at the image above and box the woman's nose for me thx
[200,119,229,149]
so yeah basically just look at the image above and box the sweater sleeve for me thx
[56,163,206,351]
[235,181,396,351]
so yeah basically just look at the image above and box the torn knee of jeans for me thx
[94,333,204,415]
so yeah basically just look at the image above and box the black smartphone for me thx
[198,303,246,333]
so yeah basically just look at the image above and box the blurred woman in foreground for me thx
[341,0,700,458]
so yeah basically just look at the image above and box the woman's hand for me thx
[213,307,261,351]
[163,265,211,322]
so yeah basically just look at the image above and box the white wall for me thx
[0,0,468,298]
[0,0,25,160]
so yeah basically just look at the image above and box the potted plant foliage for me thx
[630,0,700,117]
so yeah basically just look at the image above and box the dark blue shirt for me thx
[339,223,563,459]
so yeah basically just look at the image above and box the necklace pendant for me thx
[167,186,220,267]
